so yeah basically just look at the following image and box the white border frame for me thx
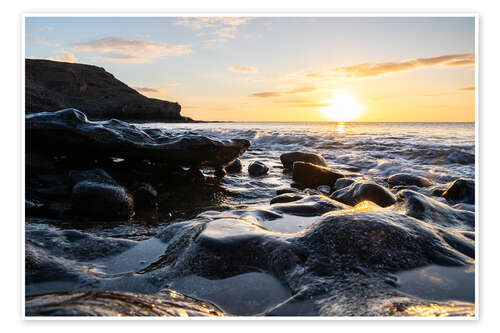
[20,12,479,321]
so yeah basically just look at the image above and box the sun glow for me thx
[321,90,364,122]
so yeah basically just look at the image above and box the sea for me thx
[138,121,475,209]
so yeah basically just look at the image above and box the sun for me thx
[320,89,364,122]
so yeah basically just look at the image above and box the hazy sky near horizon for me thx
[25,16,475,122]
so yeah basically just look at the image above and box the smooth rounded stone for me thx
[330,181,396,208]
[317,185,331,195]
[68,169,118,186]
[225,158,242,173]
[26,221,137,262]
[280,151,328,170]
[71,181,134,220]
[295,210,472,271]
[25,289,224,317]
[270,193,304,205]
[442,178,475,204]
[334,178,355,191]
[271,195,349,217]
[184,218,304,279]
[25,245,82,284]
[214,167,227,177]
[131,183,158,213]
[292,161,344,187]
[386,173,431,187]
[248,161,269,176]
[26,108,250,168]
[276,187,300,195]
[397,190,475,230]
[453,203,475,212]
[448,150,475,165]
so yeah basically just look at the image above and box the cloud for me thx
[175,17,252,40]
[39,26,55,32]
[306,73,327,78]
[134,86,165,93]
[457,86,475,91]
[163,82,182,87]
[174,17,251,30]
[46,51,77,63]
[249,86,316,98]
[228,65,258,73]
[72,37,191,63]
[31,35,59,47]
[285,86,316,94]
[249,92,281,98]
[334,53,474,78]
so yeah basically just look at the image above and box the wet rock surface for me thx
[280,151,327,170]
[248,161,269,176]
[26,108,250,168]
[442,178,475,204]
[331,180,397,207]
[387,173,432,187]
[292,161,344,188]
[26,289,224,317]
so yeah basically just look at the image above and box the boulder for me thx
[442,178,475,204]
[131,183,158,214]
[280,151,327,170]
[225,159,242,173]
[248,161,269,176]
[270,193,304,205]
[25,289,224,317]
[331,181,396,207]
[334,178,355,190]
[386,173,431,187]
[397,190,475,230]
[271,195,348,216]
[292,162,343,187]
[71,181,134,220]
[26,108,250,168]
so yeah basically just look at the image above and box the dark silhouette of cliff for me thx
[25,59,190,122]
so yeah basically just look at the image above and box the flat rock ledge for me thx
[26,108,250,168]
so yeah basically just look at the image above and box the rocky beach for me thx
[25,60,476,317]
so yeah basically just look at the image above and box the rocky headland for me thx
[26,59,190,122]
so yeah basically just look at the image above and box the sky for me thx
[25,16,475,122]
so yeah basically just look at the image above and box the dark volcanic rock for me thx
[334,178,355,190]
[25,59,186,121]
[225,159,242,173]
[386,173,431,187]
[271,195,349,216]
[270,193,304,205]
[330,181,397,207]
[248,161,269,176]
[276,187,300,195]
[25,289,224,317]
[26,108,250,168]
[68,169,117,186]
[280,152,327,170]
[292,162,343,187]
[71,181,134,220]
[296,210,472,271]
[442,178,475,204]
[131,183,158,214]
[397,190,475,230]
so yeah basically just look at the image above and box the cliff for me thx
[25,59,189,122]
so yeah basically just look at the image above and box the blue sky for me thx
[25,16,475,121]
